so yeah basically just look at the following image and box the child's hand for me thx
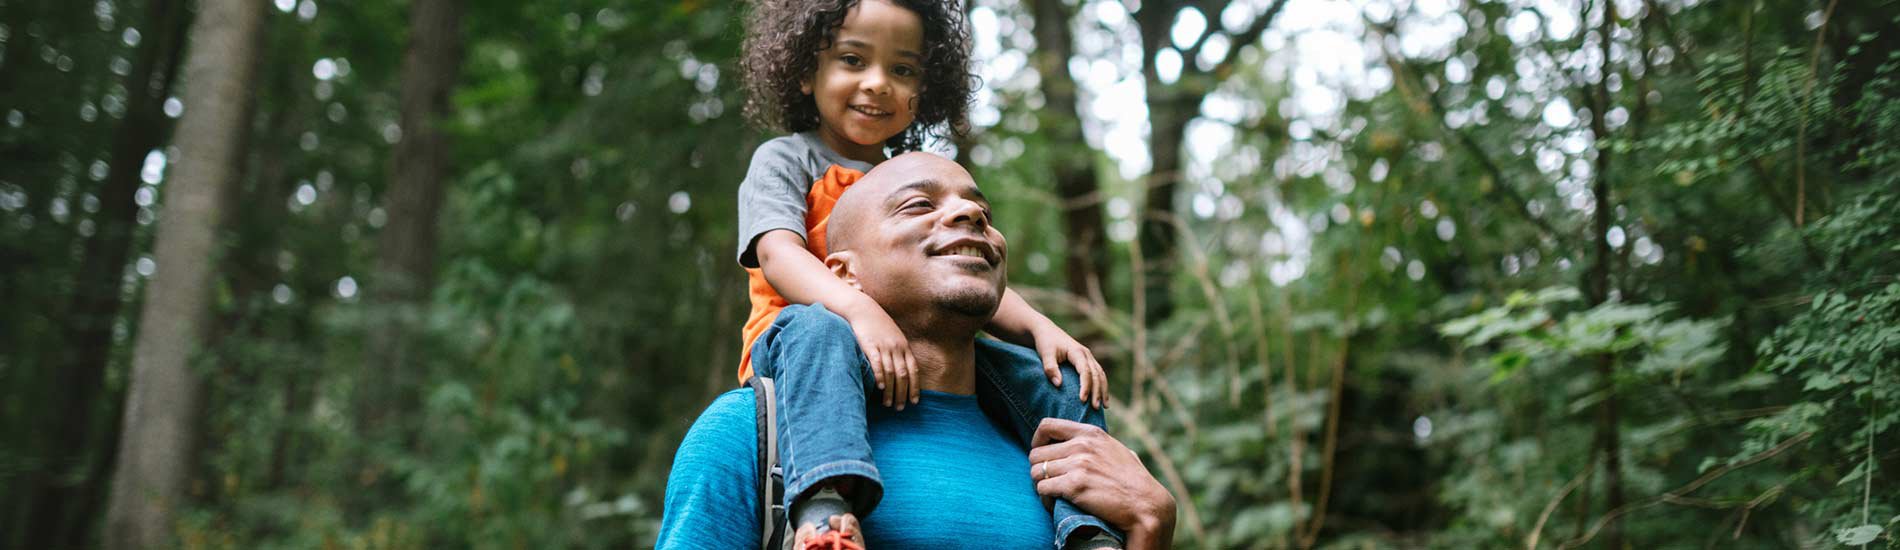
[844,304,917,410]
[1031,324,1107,409]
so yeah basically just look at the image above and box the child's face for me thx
[801,0,924,162]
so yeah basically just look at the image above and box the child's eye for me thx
[841,54,864,67]
[894,65,920,78]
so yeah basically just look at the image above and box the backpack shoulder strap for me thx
[747,376,787,550]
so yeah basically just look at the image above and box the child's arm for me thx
[987,288,1107,408]
[756,229,919,409]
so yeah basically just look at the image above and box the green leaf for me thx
[1836,525,1882,545]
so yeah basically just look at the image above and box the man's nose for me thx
[942,198,987,230]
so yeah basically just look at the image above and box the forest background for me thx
[2,0,1896,547]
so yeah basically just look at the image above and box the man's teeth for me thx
[946,245,984,259]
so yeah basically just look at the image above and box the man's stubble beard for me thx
[935,282,1003,319]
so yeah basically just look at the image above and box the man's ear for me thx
[824,252,861,291]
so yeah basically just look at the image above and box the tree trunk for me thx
[1583,2,1624,548]
[1028,0,1108,303]
[359,0,464,446]
[29,0,191,545]
[100,0,265,546]
[1128,0,1290,325]
[1138,102,1191,324]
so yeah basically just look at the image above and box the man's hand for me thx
[1031,323,1108,409]
[1030,419,1176,550]
[840,297,917,410]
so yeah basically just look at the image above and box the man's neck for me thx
[895,311,987,395]
[907,336,978,395]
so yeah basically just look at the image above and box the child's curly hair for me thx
[740,0,975,154]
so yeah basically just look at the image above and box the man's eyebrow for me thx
[887,179,990,208]
[889,180,942,204]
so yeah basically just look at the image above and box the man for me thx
[658,153,1176,549]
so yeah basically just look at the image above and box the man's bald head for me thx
[827,152,974,256]
[820,151,1008,325]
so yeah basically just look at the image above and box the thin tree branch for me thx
[1109,399,1208,542]
[1300,258,1358,547]
[1366,20,1565,242]
[1555,432,1815,549]
[1214,0,1290,73]
[1526,465,1596,550]
[1795,0,1841,227]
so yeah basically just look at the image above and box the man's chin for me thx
[937,289,1002,319]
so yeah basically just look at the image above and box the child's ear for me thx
[824,252,861,290]
[799,74,813,96]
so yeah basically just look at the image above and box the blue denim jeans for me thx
[750,304,1119,547]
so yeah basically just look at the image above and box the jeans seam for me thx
[784,460,880,502]
[977,361,1038,438]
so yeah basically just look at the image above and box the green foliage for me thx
[8,0,1900,547]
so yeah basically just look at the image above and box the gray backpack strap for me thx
[748,376,787,550]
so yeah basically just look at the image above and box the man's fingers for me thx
[1034,472,1082,500]
[1027,437,1088,464]
[1030,417,1100,448]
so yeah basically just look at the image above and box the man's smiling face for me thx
[831,153,1007,321]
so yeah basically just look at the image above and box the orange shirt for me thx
[737,164,864,381]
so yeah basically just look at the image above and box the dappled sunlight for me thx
[2,0,1895,547]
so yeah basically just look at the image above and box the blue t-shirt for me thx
[657,388,1056,549]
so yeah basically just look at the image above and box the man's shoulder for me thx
[669,388,757,480]
[687,388,757,441]
[657,389,761,549]
[975,337,1040,369]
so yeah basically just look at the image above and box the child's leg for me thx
[750,304,885,519]
[973,342,1123,547]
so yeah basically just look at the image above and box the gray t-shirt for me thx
[734,132,875,268]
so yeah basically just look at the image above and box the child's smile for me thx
[801,0,925,164]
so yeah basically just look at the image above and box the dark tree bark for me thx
[1131,0,1288,324]
[358,0,464,448]
[1027,0,1108,303]
[1582,2,1624,548]
[100,0,266,546]
[25,0,191,546]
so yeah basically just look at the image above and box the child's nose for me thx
[860,70,892,95]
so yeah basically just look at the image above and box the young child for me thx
[734,0,1120,548]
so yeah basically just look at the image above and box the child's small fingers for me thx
[876,351,895,406]
[905,352,919,404]
[892,351,909,410]
[1077,361,1091,404]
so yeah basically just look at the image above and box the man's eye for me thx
[904,200,932,210]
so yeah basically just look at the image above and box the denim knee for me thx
[774,303,855,342]
[754,304,862,378]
